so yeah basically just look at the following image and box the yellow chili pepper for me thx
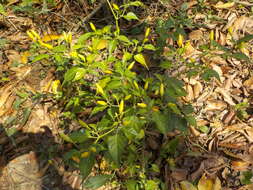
[137,103,147,108]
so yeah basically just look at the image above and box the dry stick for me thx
[77,0,106,31]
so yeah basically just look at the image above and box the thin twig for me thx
[79,0,106,25]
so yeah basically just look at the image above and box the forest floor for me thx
[0,0,253,190]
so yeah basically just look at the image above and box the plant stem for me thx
[106,0,120,35]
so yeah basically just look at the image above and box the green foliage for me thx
[25,1,195,189]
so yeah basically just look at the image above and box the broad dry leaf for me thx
[214,1,235,9]
[180,181,198,190]
[215,87,235,105]
[184,84,194,102]
[243,76,253,90]
[205,100,227,111]
[193,81,203,98]
[198,174,213,190]
[189,30,203,41]
[231,161,250,171]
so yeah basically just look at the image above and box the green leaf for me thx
[31,54,49,63]
[21,108,31,126]
[240,171,253,185]
[77,32,93,44]
[143,44,156,51]
[161,137,180,155]
[63,67,85,84]
[123,12,139,21]
[152,111,169,134]
[125,180,138,190]
[145,180,159,190]
[166,77,187,97]
[0,4,6,16]
[168,103,181,114]
[236,34,253,44]
[73,67,86,81]
[134,53,148,69]
[230,52,249,61]
[107,133,127,166]
[117,35,131,44]
[90,105,107,117]
[106,80,122,90]
[201,69,220,81]
[185,115,197,126]
[69,131,89,143]
[60,132,74,143]
[181,104,194,115]
[108,39,118,55]
[128,1,143,6]
[79,154,96,178]
[84,175,112,189]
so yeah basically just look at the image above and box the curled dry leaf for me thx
[184,84,194,102]
[193,81,203,99]
[189,30,203,41]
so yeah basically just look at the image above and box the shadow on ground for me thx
[0,126,80,190]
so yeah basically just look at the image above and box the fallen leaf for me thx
[205,100,227,111]
[214,1,235,9]
[231,161,250,171]
[215,87,235,105]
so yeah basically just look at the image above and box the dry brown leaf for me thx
[243,76,253,90]
[214,1,235,9]
[205,100,227,111]
[184,84,194,102]
[10,66,32,80]
[189,30,203,41]
[193,81,203,99]
[232,16,253,39]
[215,87,235,105]
[231,161,250,171]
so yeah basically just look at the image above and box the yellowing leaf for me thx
[180,181,198,190]
[96,39,108,50]
[96,83,105,95]
[214,2,235,9]
[134,54,149,69]
[42,34,62,42]
[198,175,213,190]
